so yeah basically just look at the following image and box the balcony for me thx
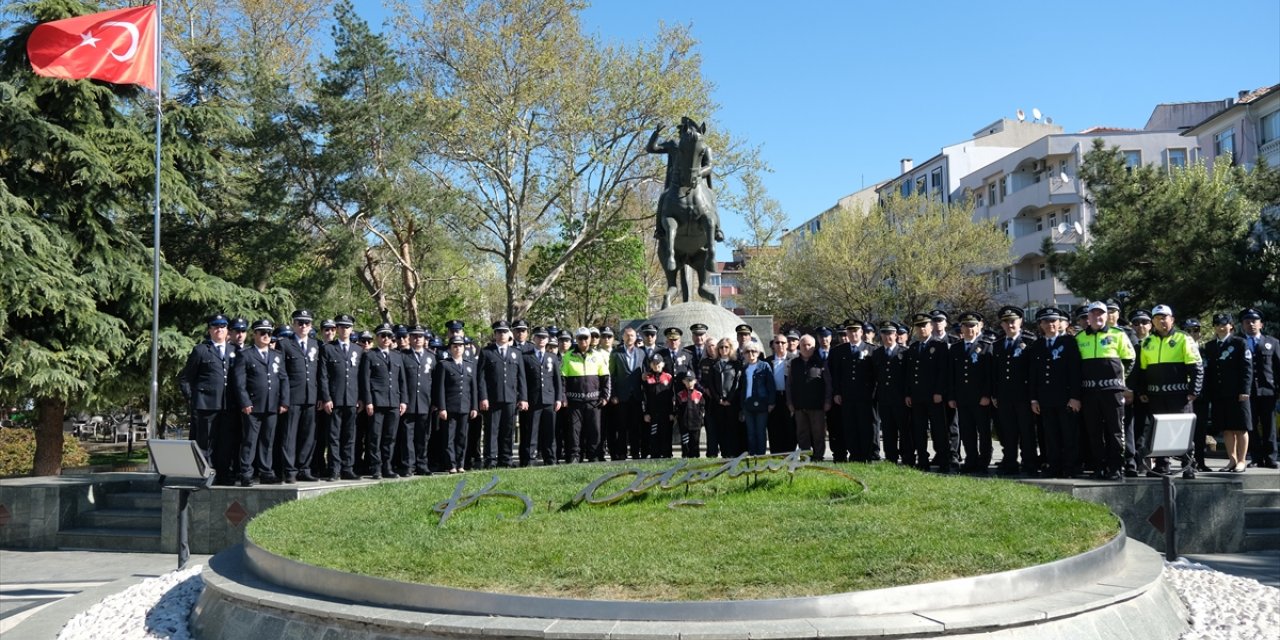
[1002,277,1078,307]
[1011,226,1082,261]
[990,174,1079,223]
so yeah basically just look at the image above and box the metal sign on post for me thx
[149,439,213,569]
[1141,414,1197,561]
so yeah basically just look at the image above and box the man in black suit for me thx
[477,320,527,468]
[276,310,320,482]
[990,306,1037,475]
[826,319,878,462]
[230,320,290,487]
[1029,308,1082,478]
[179,313,235,484]
[318,314,363,480]
[1241,308,1280,468]
[360,323,407,479]
[400,325,437,476]
[436,335,479,473]
[522,327,564,465]
[947,312,994,474]
[608,326,644,461]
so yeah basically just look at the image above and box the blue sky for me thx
[358,0,1280,239]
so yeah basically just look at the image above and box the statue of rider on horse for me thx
[647,117,724,309]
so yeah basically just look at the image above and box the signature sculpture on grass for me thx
[647,117,723,309]
[430,450,866,527]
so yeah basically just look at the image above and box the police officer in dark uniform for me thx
[659,327,694,380]
[179,313,236,485]
[276,310,320,482]
[522,327,564,465]
[1204,313,1253,472]
[990,306,1037,475]
[230,319,289,486]
[1241,308,1279,468]
[318,314,363,480]
[310,318,338,479]
[948,312,993,473]
[826,318,878,462]
[400,324,437,476]
[871,321,910,465]
[436,335,479,473]
[477,320,527,468]
[1029,308,1083,478]
[906,313,954,472]
[359,323,406,479]
[512,319,532,354]
[683,323,710,372]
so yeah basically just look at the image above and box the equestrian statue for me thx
[647,117,724,309]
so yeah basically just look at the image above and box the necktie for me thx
[217,344,225,360]
[1048,338,1055,349]
[343,342,348,354]
[1005,338,1012,351]
[538,351,543,365]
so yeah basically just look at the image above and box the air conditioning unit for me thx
[1032,160,1043,172]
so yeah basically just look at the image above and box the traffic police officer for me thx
[1132,304,1204,479]
[1076,301,1136,481]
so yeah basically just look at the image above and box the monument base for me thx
[633,301,756,342]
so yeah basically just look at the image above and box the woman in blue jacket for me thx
[739,340,776,456]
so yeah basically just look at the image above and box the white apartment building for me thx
[875,118,1063,205]
[962,129,1194,311]
[1182,84,1280,172]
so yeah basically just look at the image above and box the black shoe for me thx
[340,471,358,480]
[1123,469,1139,478]
[238,478,254,487]
[1262,461,1280,469]
[297,472,317,482]
[259,475,282,485]
[213,477,235,487]
[284,475,296,484]
[1181,468,1197,479]
[368,473,382,480]
[383,471,399,479]
[568,456,580,464]
[325,474,338,482]
[1105,471,1123,481]
[1194,463,1212,472]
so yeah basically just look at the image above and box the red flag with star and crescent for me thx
[27,5,157,90]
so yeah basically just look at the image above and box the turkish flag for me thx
[27,5,157,90]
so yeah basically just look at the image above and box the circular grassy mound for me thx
[247,460,1117,601]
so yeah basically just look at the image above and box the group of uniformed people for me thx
[178,302,1278,485]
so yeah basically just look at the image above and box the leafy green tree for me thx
[0,0,283,475]
[394,0,756,320]
[741,195,1008,326]
[1049,139,1270,318]
[525,221,648,328]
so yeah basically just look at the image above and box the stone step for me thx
[1243,527,1280,552]
[1239,489,1280,509]
[56,527,162,553]
[78,507,162,530]
[103,491,162,510]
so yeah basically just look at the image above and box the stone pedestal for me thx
[625,302,770,342]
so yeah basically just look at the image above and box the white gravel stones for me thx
[1167,559,1280,640]
[56,564,204,640]
[53,559,1278,639]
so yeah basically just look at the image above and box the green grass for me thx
[248,461,1117,601]
[86,448,150,467]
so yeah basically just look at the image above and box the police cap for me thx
[445,319,465,331]
[335,314,355,327]
[375,323,395,336]
[1035,307,1065,322]
[958,311,983,325]
[1240,308,1262,321]
[531,326,549,337]
[998,306,1024,322]
[910,313,931,327]
[208,313,229,327]
[664,327,683,339]
[408,324,427,336]
[230,317,249,331]
[690,323,708,335]
[736,323,753,335]
[492,320,511,332]
[512,318,529,331]
[291,309,314,322]
[1212,313,1232,326]
[600,326,614,337]
[640,323,659,335]
[250,319,273,332]
[320,319,337,330]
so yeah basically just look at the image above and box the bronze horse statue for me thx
[648,118,721,309]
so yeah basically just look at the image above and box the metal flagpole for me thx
[148,0,163,440]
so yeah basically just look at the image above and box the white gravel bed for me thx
[1166,559,1280,640]
[52,559,1277,639]
[56,564,204,640]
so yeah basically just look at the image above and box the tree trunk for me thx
[33,397,67,476]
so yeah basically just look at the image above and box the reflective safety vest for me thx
[1075,327,1135,391]
[562,348,610,404]
[1135,330,1204,396]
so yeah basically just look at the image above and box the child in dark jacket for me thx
[640,353,675,458]
[674,370,705,458]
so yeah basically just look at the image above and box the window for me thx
[1003,268,1013,290]
[1035,215,1043,232]
[998,177,1007,202]
[1062,209,1072,224]
[1001,221,1010,236]
[1215,129,1235,162]
[1038,263,1048,280]
[900,180,911,197]
[916,176,927,196]
[976,194,985,208]
[988,183,997,206]
[931,168,943,193]
[1048,211,1058,230]
[1059,159,1068,176]
[1123,150,1141,171]
[1261,111,1280,145]
[1167,148,1187,169]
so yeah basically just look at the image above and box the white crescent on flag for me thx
[100,21,139,62]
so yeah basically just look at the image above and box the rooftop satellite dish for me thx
[1016,109,1026,122]
[1032,108,1042,121]
[1056,222,1069,235]
[1045,116,1054,124]
[1073,221,1084,235]
[1059,171,1071,183]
